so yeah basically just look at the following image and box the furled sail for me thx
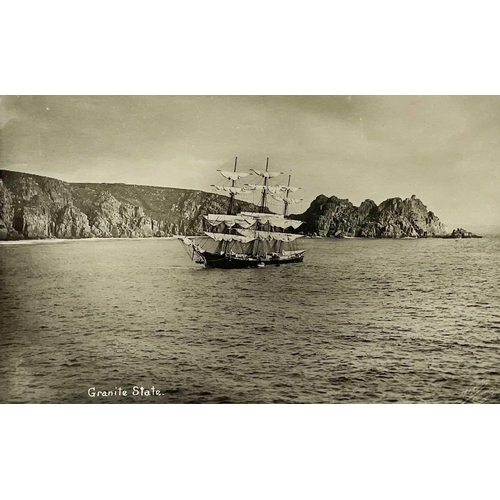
[236,229,270,241]
[243,184,266,192]
[268,185,299,193]
[217,170,251,181]
[271,194,304,204]
[205,214,250,222]
[203,231,255,243]
[238,212,304,229]
[203,214,256,229]
[211,185,244,194]
[243,185,297,194]
[268,217,303,229]
[236,229,303,242]
[250,169,284,179]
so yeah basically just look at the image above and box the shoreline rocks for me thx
[445,228,482,239]
[292,194,479,239]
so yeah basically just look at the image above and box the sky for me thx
[1,95,499,228]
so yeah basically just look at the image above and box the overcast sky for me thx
[1,95,499,227]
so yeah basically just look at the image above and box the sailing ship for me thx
[179,157,305,269]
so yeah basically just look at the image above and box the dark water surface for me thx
[1,237,499,403]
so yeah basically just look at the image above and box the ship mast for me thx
[227,156,238,216]
[222,156,238,255]
[253,157,270,257]
[276,172,292,253]
[283,172,292,217]
[259,157,270,213]
[181,156,306,268]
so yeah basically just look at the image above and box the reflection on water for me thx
[1,237,499,403]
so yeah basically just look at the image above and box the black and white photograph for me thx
[1,95,499,404]
[1,3,499,498]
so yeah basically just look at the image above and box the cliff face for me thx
[295,194,449,238]
[0,170,262,240]
[0,170,456,241]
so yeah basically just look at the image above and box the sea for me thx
[1,234,499,404]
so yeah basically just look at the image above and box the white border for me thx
[2,2,499,499]
[2,1,500,95]
[2,405,499,499]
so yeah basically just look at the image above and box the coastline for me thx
[0,236,180,245]
[1,233,489,246]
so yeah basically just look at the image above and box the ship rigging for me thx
[179,157,305,269]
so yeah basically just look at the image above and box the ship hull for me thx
[199,250,304,269]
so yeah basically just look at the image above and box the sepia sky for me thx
[1,95,499,227]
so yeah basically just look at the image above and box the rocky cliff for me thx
[0,170,474,241]
[0,170,262,240]
[293,193,450,238]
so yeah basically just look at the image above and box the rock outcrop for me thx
[293,193,450,238]
[0,170,262,240]
[0,170,477,241]
[448,228,482,238]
